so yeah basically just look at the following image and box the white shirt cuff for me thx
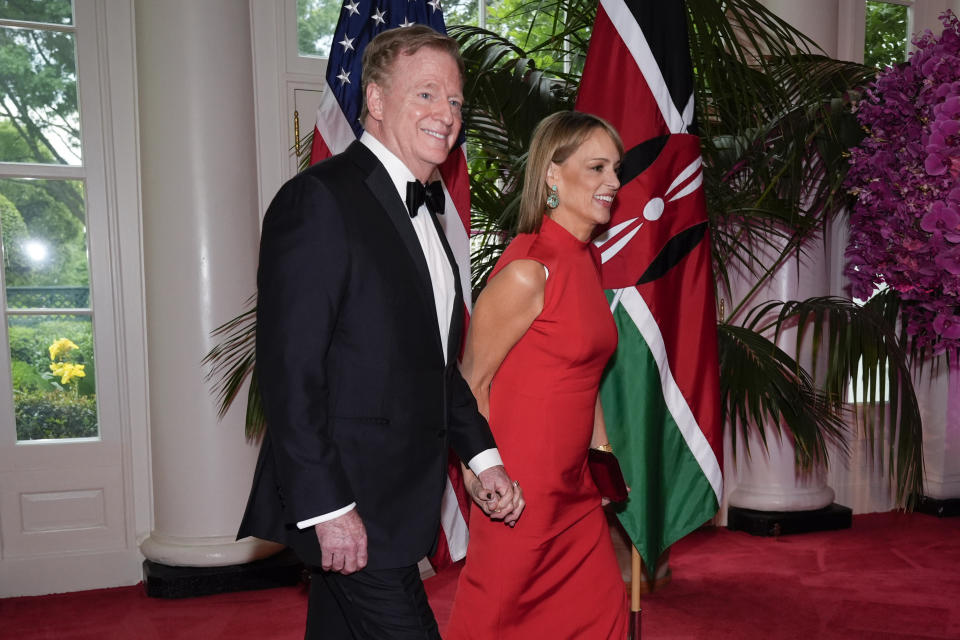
[467,448,503,475]
[296,502,356,529]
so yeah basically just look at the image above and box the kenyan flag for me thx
[576,0,723,570]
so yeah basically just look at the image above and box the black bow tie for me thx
[405,180,445,218]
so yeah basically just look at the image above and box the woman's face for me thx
[547,128,621,239]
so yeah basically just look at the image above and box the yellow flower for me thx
[49,338,79,361]
[50,361,85,385]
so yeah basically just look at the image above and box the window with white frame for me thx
[0,1,98,441]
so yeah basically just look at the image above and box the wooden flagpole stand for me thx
[629,545,642,639]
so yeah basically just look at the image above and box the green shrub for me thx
[14,390,98,440]
[11,359,47,391]
[6,319,97,392]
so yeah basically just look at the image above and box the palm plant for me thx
[205,0,924,504]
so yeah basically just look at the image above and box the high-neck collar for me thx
[540,214,591,250]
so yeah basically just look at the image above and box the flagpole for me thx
[630,545,642,639]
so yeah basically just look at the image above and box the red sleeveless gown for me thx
[446,215,628,639]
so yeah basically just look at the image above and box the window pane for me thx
[864,1,908,69]
[444,0,480,27]
[0,25,81,164]
[298,0,338,58]
[0,178,90,304]
[0,0,73,26]
[9,313,98,441]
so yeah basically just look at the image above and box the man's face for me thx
[365,46,463,182]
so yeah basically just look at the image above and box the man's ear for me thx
[366,83,384,121]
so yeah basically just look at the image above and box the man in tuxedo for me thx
[237,25,524,639]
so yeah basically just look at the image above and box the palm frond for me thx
[718,323,848,470]
[737,290,923,504]
[201,297,266,440]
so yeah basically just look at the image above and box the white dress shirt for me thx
[297,134,501,529]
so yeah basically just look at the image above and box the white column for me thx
[763,0,839,55]
[723,234,836,514]
[922,363,960,501]
[135,0,280,566]
[723,1,841,517]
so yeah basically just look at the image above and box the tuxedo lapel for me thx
[344,142,438,324]
[426,208,465,365]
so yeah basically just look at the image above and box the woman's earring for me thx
[546,184,560,209]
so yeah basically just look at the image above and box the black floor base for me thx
[913,494,960,518]
[143,547,305,599]
[727,503,852,537]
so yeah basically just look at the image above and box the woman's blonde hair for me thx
[517,111,623,234]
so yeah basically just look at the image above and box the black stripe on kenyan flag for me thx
[621,0,696,133]
[636,222,708,285]
[619,134,669,186]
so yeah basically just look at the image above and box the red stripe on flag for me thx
[438,148,471,232]
[429,519,452,570]
[578,6,670,143]
[310,124,332,165]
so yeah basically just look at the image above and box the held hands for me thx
[471,465,525,526]
[314,509,368,575]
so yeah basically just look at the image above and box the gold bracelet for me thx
[592,443,613,453]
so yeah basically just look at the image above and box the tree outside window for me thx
[864,1,909,69]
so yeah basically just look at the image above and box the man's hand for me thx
[314,509,368,574]
[465,472,498,515]
[477,465,525,526]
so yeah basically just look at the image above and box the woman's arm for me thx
[461,259,545,416]
[459,258,545,516]
[591,397,627,505]
[591,396,612,450]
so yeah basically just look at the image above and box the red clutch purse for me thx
[588,448,628,503]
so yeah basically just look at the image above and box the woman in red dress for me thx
[447,111,628,639]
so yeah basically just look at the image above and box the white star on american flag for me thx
[338,35,355,52]
[428,0,442,12]
[399,17,414,27]
[371,8,387,25]
[343,0,360,16]
[336,68,351,85]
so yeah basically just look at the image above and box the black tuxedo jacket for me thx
[237,141,495,570]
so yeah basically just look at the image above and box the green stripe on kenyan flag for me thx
[601,287,720,570]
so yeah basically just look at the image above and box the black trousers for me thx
[305,565,441,640]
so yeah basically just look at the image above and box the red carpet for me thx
[1,512,957,639]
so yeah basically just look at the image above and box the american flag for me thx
[309,0,473,571]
